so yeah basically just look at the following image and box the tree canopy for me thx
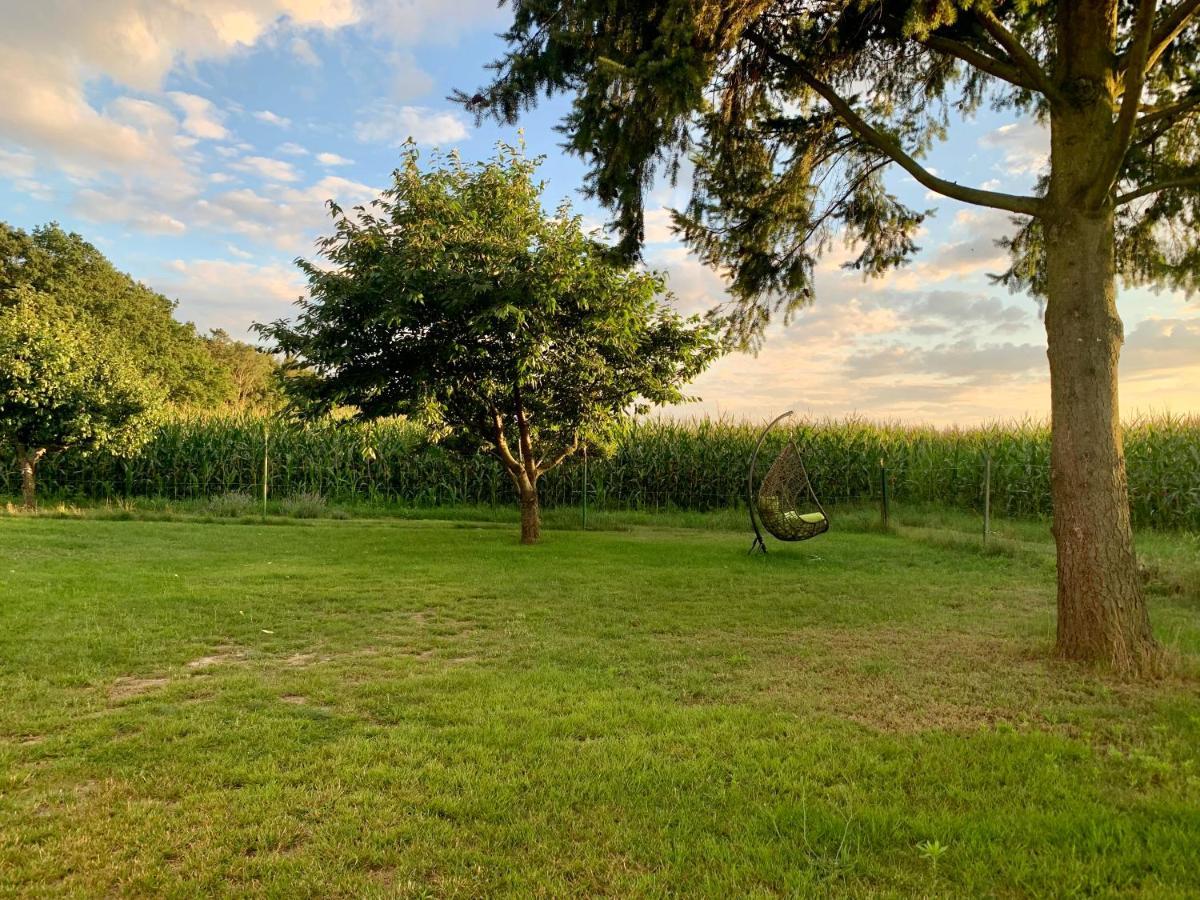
[0,223,229,407]
[0,296,159,507]
[259,143,722,542]
[460,0,1199,342]
[204,329,285,413]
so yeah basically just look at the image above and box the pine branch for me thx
[746,32,1043,217]
[975,8,1063,103]
[921,34,1035,90]
[1091,0,1159,207]
[1123,0,1200,73]
[1138,91,1200,126]
[1116,172,1200,204]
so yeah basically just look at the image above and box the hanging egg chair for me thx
[748,410,830,553]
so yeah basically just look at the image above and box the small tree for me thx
[258,144,721,543]
[0,297,159,508]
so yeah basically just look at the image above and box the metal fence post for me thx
[983,452,992,545]
[581,444,588,530]
[262,427,270,517]
[880,458,890,529]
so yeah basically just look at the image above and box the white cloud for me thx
[232,155,300,182]
[169,92,229,140]
[254,109,291,128]
[355,104,469,146]
[278,142,309,155]
[73,188,188,235]
[980,120,1048,177]
[316,151,353,166]
[290,36,321,66]
[0,147,36,179]
[643,206,679,244]
[160,258,307,335]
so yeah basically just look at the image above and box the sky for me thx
[0,0,1196,425]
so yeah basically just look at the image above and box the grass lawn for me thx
[1,513,1198,896]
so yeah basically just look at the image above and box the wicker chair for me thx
[748,411,830,552]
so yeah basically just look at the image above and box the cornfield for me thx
[3,414,1197,529]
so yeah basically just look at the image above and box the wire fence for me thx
[2,415,1197,529]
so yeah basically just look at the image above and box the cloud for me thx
[1124,318,1200,374]
[643,207,679,245]
[73,188,188,235]
[161,258,307,335]
[290,36,321,66]
[0,1,362,197]
[254,109,291,128]
[169,92,229,140]
[355,104,470,146]
[232,155,301,182]
[278,142,309,156]
[980,120,1049,177]
[316,151,353,166]
[388,50,435,100]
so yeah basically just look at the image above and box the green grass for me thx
[1,513,1198,896]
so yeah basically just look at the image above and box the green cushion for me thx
[783,511,826,525]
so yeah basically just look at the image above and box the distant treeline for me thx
[1,222,283,413]
[4,414,1197,529]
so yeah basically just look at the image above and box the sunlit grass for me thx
[1,513,1197,895]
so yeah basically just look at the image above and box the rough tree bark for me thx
[518,475,542,545]
[17,445,44,511]
[1043,0,1159,674]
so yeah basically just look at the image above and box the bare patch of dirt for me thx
[280,694,308,705]
[109,676,169,700]
[284,653,316,667]
[185,647,247,670]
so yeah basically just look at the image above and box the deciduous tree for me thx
[0,297,158,508]
[258,144,721,543]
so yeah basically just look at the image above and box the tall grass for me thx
[4,414,1197,528]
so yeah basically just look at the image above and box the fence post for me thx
[262,427,270,517]
[983,452,992,545]
[581,444,588,530]
[880,458,890,529]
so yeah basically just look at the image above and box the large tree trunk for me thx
[1044,17,1158,674]
[1043,208,1156,674]
[518,479,541,545]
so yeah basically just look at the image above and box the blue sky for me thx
[0,1,1195,423]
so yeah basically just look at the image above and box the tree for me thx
[0,223,228,408]
[459,0,1200,672]
[258,144,721,543]
[0,297,158,508]
[203,329,285,413]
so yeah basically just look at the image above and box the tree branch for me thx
[1123,0,1200,73]
[489,407,522,473]
[536,432,580,475]
[1116,173,1200,204]
[513,385,536,480]
[1138,91,1200,127]
[975,9,1062,103]
[1091,0,1158,207]
[747,33,1044,217]
[921,34,1035,90]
